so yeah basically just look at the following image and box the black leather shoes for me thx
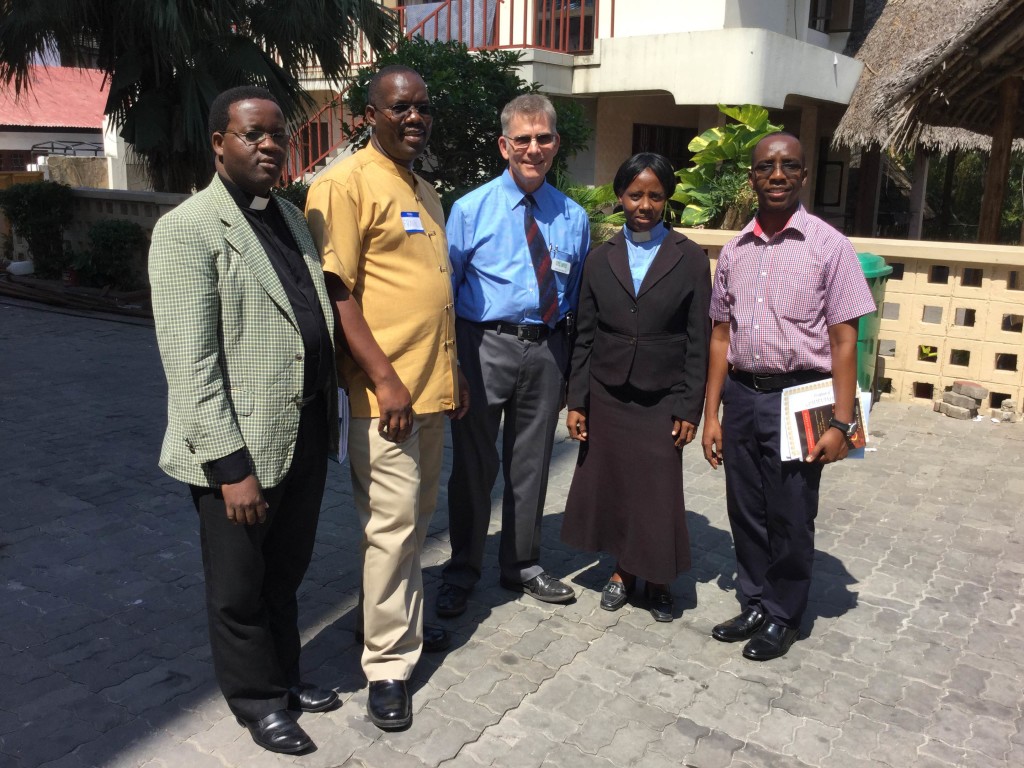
[423,623,451,653]
[367,679,412,731]
[645,585,674,622]
[436,583,470,617]
[288,682,339,713]
[742,621,799,661]
[600,579,632,611]
[500,572,575,604]
[355,624,450,653]
[237,710,314,754]
[712,607,766,642]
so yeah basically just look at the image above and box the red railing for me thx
[283,1,612,184]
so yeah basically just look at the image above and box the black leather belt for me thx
[480,320,562,342]
[730,368,829,392]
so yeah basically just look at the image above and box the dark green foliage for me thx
[78,219,149,291]
[344,38,592,211]
[0,1,399,192]
[919,150,1024,244]
[272,180,310,211]
[0,181,75,278]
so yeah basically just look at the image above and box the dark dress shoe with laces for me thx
[500,572,575,604]
[712,607,766,643]
[367,679,412,730]
[423,623,451,652]
[600,579,632,611]
[742,621,799,661]
[236,710,314,754]
[288,682,340,713]
[436,583,470,617]
[645,585,674,622]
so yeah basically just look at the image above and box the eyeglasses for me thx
[504,133,557,150]
[377,102,433,117]
[752,160,804,179]
[226,130,290,147]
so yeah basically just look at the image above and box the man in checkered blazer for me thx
[150,86,340,755]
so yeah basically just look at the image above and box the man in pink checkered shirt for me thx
[701,132,875,661]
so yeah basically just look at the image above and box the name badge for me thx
[551,258,572,275]
[401,212,425,233]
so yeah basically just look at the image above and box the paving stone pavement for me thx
[1,297,1022,768]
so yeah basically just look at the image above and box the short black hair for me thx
[612,152,676,198]
[209,86,280,136]
[751,131,803,163]
[367,65,423,107]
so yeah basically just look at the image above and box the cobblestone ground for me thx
[1,298,1022,768]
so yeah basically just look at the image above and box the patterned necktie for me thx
[524,194,559,326]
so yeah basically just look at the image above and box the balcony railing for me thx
[283,1,613,183]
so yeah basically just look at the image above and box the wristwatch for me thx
[828,416,858,440]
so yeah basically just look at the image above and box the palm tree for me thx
[0,1,398,192]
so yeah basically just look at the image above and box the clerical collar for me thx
[220,173,274,212]
[624,222,666,244]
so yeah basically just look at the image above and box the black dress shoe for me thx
[436,583,470,617]
[600,579,632,611]
[423,623,452,652]
[742,621,799,661]
[500,573,575,604]
[236,710,314,754]
[712,607,766,643]
[367,679,412,731]
[645,585,674,622]
[288,682,340,713]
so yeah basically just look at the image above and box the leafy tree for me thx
[343,37,592,211]
[0,1,398,192]
[0,181,74,278]
[672,104,782,228]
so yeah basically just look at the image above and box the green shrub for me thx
[0,181,75,278]
[80,219,149,291]
[273,181,310,211]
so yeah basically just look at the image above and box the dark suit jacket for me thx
[567,227,711,424]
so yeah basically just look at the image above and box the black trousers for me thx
[190,396,328,721]
[721,373,822,629]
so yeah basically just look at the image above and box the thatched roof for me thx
[835,0,1024,154]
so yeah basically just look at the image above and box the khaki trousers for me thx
[348,412,444,681]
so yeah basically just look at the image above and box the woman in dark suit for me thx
[561,152,711,621]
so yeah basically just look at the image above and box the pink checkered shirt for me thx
[709,205,876,374]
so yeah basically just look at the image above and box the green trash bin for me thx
[856,252,893,403]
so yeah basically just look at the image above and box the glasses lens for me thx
[510,134,555,149]
[387,103,431,116]
[237,131,289,145]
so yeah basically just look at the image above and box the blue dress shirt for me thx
[624,222,670,294]
[448,170,591,325]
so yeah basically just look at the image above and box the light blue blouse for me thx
[624,222,669,294]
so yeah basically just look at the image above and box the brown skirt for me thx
[560,378,691,584]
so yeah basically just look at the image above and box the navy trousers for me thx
[721,373,822,629]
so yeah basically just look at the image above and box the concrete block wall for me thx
[681,228,1024,409]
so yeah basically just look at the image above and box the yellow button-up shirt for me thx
[306,144,458,418]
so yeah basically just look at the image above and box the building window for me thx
[632,124,695,172]
[0,150,34,172]
[962,268,983,287]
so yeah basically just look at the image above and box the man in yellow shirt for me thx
[305,65,469,730]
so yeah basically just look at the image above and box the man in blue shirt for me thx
[436,94,590,617]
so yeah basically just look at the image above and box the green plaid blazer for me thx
[149,174,339,488]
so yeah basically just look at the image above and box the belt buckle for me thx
[752,374,772,392]
[517,325,538,341]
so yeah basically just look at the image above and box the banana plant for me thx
[672,104,782,228]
